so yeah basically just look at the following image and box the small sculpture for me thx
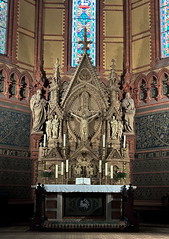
[46,119,52,140]
[51,114,60,139]
[109,115,118,139]
[122,92,135,133]
[117,120,123,140]
[30,89,46,133]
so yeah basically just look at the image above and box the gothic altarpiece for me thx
[32,52,134,185]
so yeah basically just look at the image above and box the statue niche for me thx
[71,152,97,178]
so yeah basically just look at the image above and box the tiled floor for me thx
[0,225,169,239]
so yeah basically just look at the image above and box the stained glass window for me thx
[0,0,9,54]
[71,0,96,67]
[160,0,169,58]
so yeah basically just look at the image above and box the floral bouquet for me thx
[116,170,127,179]
[41,169,53,177]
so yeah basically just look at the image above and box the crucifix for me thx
[78,27,92,54]
[71,110,99,142]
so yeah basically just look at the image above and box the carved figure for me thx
[117,120,123,139]
[87,165,94,177]
[30,89,46,133]
[52,114,60,139]
[71,110,98,141]
[46,119,52,140]
[110,115,118,139]
[74,165,82,176]
[122,92,135,133]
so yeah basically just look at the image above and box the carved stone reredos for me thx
[36,52,133,185]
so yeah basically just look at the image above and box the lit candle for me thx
[105,163,108,176]
[123,135,126,148]
[55,165,58,178]
[61,162,64,175]
[103,134,106,148]
[110,165,114,179]
[99,160,102,173]
[63,134,66,147]
[43,134,47,147]
[66,160,69,173]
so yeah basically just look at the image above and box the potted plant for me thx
[116,170,127,179]
[41,169,53,178]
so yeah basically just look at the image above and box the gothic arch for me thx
[0,64,10,97]
[158,68,169,99]
[9,68,20,99]
[64,84,107,113]
[134,74,148,105]
[20,71,33,101]
[146,72,159,101]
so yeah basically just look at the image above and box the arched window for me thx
[140,79,147,101]
[0,70,5,92]
[0,0,9,55]
[9,73,16,96]
[20,77,27,99]
[162,73,169,96]
[159,0,169,58]
[150,76,158,99]
[71,0,96,67]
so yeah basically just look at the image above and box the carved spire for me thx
[53,58,61,81]
[108,59,119,90]
[78,27,92,55]
[110,59,116,80]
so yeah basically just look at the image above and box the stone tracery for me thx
[31,52,136,185]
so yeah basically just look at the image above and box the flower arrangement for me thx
[41,169,53,177]
[116,170,127,179]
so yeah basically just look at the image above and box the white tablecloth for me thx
[42,184,131,193]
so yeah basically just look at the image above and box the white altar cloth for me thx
[42,184,131,193]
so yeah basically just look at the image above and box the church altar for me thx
[30,31,138,231]
[31,183,139,231]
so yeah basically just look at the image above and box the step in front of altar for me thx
[41,219,129,231]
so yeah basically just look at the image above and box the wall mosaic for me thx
[0,107,31,148]
[133,173,169,186]
[0,157,32,171]
[136,111,169,149]
[132,158,169,172]
[134,187,169,201]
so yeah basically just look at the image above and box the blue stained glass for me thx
[0,0,8,55]
[71,0,96,66]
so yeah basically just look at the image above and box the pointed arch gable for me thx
[20,71,33,86]
[134,74,147,88]
[9,68,21,83]
[158,68,169,80]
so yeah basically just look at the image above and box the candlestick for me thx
[105,162,108,176]
[43,134,47,147]
[123,135,126,148]
[55,165,58,178]
[66,160,69,173]
[99,160,102,173]
[103,134,106,148]
[63,134,66,147]
[61,162,64,175]
[110,165,114,179]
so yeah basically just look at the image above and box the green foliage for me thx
[116,171,127,179]
[41,169,53,177]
